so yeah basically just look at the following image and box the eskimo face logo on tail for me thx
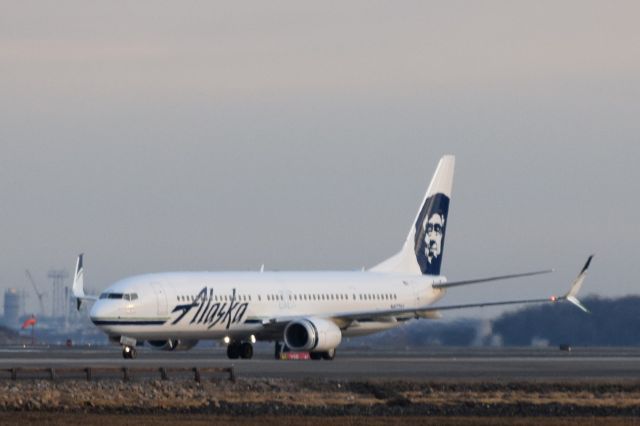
[414,193,450,275]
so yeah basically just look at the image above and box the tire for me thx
[274,342,282,360]
[240,342,253,359]
[309,352,323,360]
[227,343,240,359]
[321,348,336,360]
[122,346,133,359]
[130,347,137,359]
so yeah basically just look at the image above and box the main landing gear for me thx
[122,345,137,359]
[226,341,253,359]
[310,347,336,360]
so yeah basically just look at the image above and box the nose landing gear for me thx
[122,345,137,359]
[120,336,138,359]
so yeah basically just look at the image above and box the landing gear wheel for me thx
[122,346,137,359]
[321,348,336,360]
[274,342,283,360]
[309,352,323,360]
[239,342,254,359]
[226,343,240,359]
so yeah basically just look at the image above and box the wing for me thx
[256,256,593,337]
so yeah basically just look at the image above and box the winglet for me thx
[566,295,590,313]
[562,255,594,313]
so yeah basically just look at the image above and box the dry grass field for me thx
[1,378,639,424]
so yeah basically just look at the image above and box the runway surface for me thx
[1,346,639,381]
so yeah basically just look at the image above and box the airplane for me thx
[73,155,593,359]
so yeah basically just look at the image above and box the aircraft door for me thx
[150,282,168,316]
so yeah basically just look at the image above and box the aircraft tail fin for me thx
[72,253,96,310]
[371,155,455,276]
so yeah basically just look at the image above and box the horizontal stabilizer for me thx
[433,269,553,289]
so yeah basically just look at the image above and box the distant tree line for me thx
[349,296,640,348]
[493,295,640,346]
[345,318,484,348]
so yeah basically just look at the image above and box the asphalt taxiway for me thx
[1,346,639,381]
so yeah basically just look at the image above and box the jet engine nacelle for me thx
[283,317,342,352]
[147,339,199,351]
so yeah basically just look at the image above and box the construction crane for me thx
[25,269,46,316]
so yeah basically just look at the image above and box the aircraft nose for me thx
[89,300,112,325]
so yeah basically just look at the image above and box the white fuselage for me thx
[90,271,447,342]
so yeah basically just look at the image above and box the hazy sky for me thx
[1,1,639,318]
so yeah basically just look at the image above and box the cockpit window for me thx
[100,292,137,300]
